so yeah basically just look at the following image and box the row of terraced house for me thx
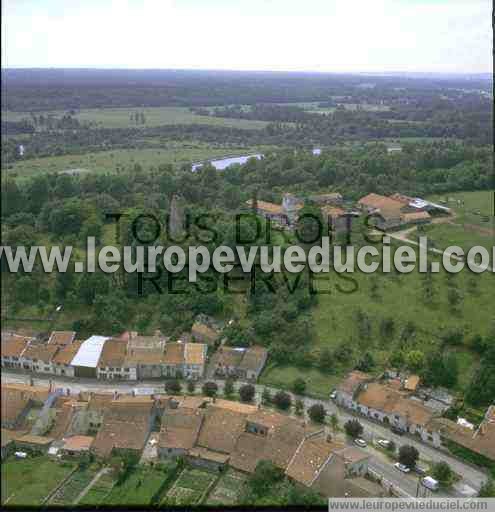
[1,331,207,381]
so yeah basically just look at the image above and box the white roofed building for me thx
[70,336,110,378]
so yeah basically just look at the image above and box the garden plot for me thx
[48,466,98,505]
[205,468,247,505]
[78,472,115,505]
[163,468,217,506]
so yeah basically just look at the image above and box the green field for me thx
[3,106,269,130]
[1,456,76,506]
[260,239,494,398]
[6,143,274,178]
[419,191,494,253]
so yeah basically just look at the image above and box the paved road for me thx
[2,370,487,494]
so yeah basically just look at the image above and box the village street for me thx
[2,369,487,497]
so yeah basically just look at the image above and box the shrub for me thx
[292,378,307,395]
[273,391,292,410]
[398,445,419,469]
[308,404,326,423]
[239,384,256,402]
[344,419,363,438]
[202,381,218,397]
[165,379,182,395]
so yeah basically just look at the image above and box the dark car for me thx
[391,425,406,436]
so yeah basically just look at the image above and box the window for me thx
[124,368,130,372]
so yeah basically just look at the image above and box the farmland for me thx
[1,456,76,506]
[6,143,274,178]
[3,106,269,130]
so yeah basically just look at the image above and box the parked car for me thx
[354,438,367,448]
[394,462,411,473]
[377,439,391,449]
[421,476,439,491]
[391,425,406,435]
[14,452,27,459]
[330,390,337,400]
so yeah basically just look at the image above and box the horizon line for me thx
[2,66,493,77]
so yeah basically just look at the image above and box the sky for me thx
[2,0,492,73]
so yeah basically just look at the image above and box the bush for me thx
[292,378,307,395]
[187,380,196,394]
[165,379,182,395]
[344,419,363,438]
[273,391,292,410]
[239,384,256,402]
[308,404,326,423]
[202,381,218,397]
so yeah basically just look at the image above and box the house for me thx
[70,335,110,379]
[125,348,164,380]
[91,397,156,458]
[236,346,268,381]
[403,374,421,392]
[191,322,220,347]
[21,342,60,374]
[209,346,268,381]
[246,195,303,227]
[246,199,288,226]
[158,407,204,459]
[335,371,372,409]
[183,343,207,380]
[161,342,207,380]
[97,338,137,381]
[285,435,371,497]
[51,341,82,377]
[321,206,348,233]
[60,435,94,457]
[357,193,403,214]
[48,331,76,347]
[1,333,31,370]
[230,410,322,475]
[401,211,431,225]
[1,383,50,429]
[13,434,54,453]
[356,382,438,443]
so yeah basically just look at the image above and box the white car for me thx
[377,439,391,449]
[330,391,337,400]
[394,462,411,473]
[354,438,367,448]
